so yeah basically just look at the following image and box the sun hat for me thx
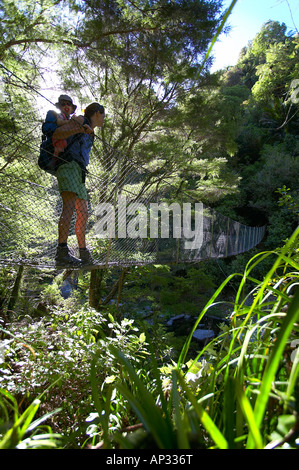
[55,94,77,111]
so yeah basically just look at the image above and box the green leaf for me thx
[0,398,40,449]
[235,383,263,449]
[139,332,146,343]
[105,375,116,384]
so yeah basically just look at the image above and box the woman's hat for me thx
[55,94,77,111]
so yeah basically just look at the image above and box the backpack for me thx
[38,114,73,175]
[38,114,91,175]
[38,126,58,175]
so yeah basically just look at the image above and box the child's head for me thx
[55,94,77,115]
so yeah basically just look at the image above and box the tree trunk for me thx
[89,268,105,310]
[7,265,24,313]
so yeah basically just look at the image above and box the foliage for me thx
[211,20,299,247]
[0,388,61,449]
[276,185,299,216]
[120,264,215,319]
[68,0,223,82]
[1,226,298,449]
[0,0,77,62]
[0,301,171,446]
[90,227,299,449]
[236,21,290,89]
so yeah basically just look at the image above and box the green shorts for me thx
[56,160,88,200]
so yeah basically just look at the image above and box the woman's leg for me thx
[75,198,96,265]
[75,197,89,248]
[58,191,77,244]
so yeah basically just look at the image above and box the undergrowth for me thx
[0,227,298,449]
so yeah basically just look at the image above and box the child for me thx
[43,94,79,156]
[52,95,78,158]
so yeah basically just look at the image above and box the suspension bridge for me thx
[0,64,266,271]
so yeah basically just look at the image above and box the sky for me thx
[211,0,299,71]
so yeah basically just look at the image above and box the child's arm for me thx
[71,115,81,123]
[71,116,93,133]
[56,115,81,127]
[56,117,67,127]
[53,115,93,140]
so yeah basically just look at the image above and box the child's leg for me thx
[53,139,68,157]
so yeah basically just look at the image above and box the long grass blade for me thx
[0,399,40,449]
[247,286,299,448]
[196,0,239,77]
[243,229,299,320]
[285,346,299,410]
[177,373,228,449]
[172,370,190,449]
[26,407,62,433]
[177,272,242,369]
[235,382,263,449]
[111,347,177,449]
[223,376,236,448]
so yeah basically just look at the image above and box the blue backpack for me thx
[38,111,73,175]
[38,127,57,175]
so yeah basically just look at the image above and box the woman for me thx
[52,103,106,268]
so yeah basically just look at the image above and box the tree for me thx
[214,21,299,244]
[0,0,72,62]
[236,21,290,90]
[68,0,222,79]
[57,0,227,307]
[252,38,299,105]
[60,0,224,153]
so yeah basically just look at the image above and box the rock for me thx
[192,329,215,341]
[166,314,190,326]
[60,280,72,299]
[60,276,78,299]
